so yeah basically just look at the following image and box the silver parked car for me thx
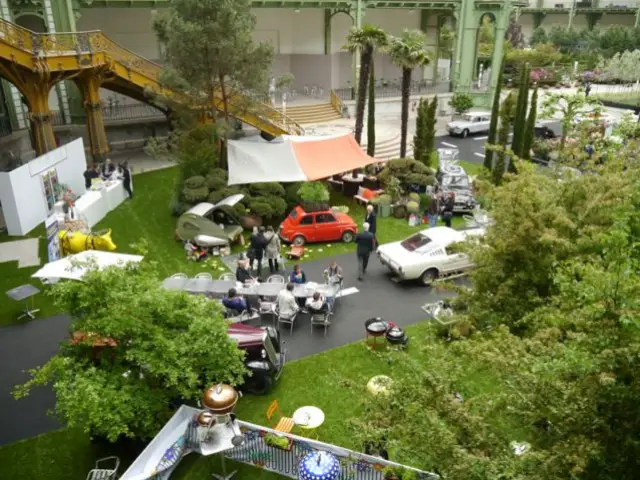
[447,111,492,138]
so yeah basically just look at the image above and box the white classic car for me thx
[377,226,485,285]
[447,111,492,138]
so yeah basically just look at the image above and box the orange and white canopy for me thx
[227,134,378,185]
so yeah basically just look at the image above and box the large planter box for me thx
[363,176,380,190]
[377,203,391,217]
[342,176,363,198]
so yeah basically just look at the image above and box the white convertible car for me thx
[377,227,485,285]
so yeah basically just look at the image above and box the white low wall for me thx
[0,138,87,236]
[343,91,454,118]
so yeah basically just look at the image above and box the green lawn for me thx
[0,167,467,327]
[594,91,640,108]
[0,321,533,479]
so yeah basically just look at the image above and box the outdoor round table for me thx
[293,406,325,430]
[298,451,340,480]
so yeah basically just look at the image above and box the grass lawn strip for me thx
[0,321,535,479]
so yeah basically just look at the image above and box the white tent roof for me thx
[32,250,144,281]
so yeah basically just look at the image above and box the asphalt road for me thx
[436,120,562,165]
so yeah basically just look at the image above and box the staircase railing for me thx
[330,89,345,118]
[0,18,303,135]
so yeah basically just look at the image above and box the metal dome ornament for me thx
[298,451,340,480]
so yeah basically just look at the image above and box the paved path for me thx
[0,250,457,446]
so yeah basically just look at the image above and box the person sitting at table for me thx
[235,258,253,284]
[305,291,328,315]
[324,261,344,285]
[184,240,207,262]
[222,288,248,316]
[276,282,299,319]
[289,264,306,284]
[83,165,100,189]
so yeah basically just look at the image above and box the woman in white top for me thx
[264,226,281,274]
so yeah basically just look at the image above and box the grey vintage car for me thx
[175,194,245,245]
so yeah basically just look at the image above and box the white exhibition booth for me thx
[0,138,130,236]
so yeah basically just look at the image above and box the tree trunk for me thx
[367,61,376,157]
[522,87,538,160]
[354,46,373,145]
[486,57,504,170]
[399,67,411,158]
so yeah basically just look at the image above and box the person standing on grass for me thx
[355,222,375,281]
[364,204,377,244]
[119,162,133,199]
[442,192,455,228]
[264,226,281,274]
[249,226,267,278]
[426,189,440,228]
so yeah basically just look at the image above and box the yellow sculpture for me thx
[58,229,117,256]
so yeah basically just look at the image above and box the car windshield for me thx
[442,175,470,189]
[462,113,475,122]
[401,233,431,252]
[289,209,298,220]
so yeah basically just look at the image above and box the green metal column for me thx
[568,0,576,29]
[636,6,640,27]
[489,1,509,102]
[352,0,366,94]
[51,0,83,121]
[453,0,477,93]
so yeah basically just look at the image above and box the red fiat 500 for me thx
[279,205,357,246]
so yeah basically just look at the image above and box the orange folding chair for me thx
[266,400,294,434]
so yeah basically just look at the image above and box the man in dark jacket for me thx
[83,165,99,189]
[249,226,267,278]
[355,222,375,281]
[119,162,133,198]
[442,192,455,228]
[365,204,377,235]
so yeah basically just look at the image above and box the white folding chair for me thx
[310,310,332,337]
[86,456,119,480]
[277,310,298,335]
[195,272,212,280]
[171,273,188,279]
[267,275,285,284]
[219,272,236,281]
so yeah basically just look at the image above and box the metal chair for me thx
[171,273,188,279]
[277,309,298,335]
[86,456,119,480]
[195,272,212,280]
[310,310,332,337]
[259,301,277,325]
[219,272,236,281]
[267,275,285,284]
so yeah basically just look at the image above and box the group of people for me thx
[246,226,281,278]
[424,188,455,228]
[223,259,345,321]
[83,158,133,199]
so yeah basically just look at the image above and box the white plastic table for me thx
[293,406,325,430]
[103,180,127,210]
[74,190,107,228]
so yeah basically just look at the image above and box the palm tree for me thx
[389,29,430,158]
[344,25,388,145]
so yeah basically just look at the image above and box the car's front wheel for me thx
[341,231,355,243]
[461,129,469,138]
[420,268,439,286]
[244,374,273,395]
[292,235,306,246]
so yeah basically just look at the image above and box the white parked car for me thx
[377,227,485,285]
[447,111,492,138]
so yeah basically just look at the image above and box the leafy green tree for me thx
[540,90,602,151]
[344,25,388,145]
[492,92,515,185]
[485,56,505,170]
[449,92,473,115]
[522,86,538,160]
[367,63,376,157]
[153,0,273,167]
[511,63,530,158]
[390,29,431,158]
[412,98,426,162]
[14,262,247,441]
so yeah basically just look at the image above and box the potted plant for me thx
[371,194,392,218]
[264,433,293,451]
[383,466,401,480]
[449,92,473,119]
[297,182,330,211]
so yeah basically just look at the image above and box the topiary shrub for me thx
[184,175,206,189]
[182,185,209,203]
[285,182,304,207]
[205,168,228,191]
[207,186,244,205]
[379,159,434,188]
[297,182,330,211]
[406,200,420,214]
[408,192,421,203]
[449,92,473,115]
[247,196,287,219]
[248,183,286,198]
[169,198,189,217]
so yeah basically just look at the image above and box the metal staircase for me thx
[0,18,303,137]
